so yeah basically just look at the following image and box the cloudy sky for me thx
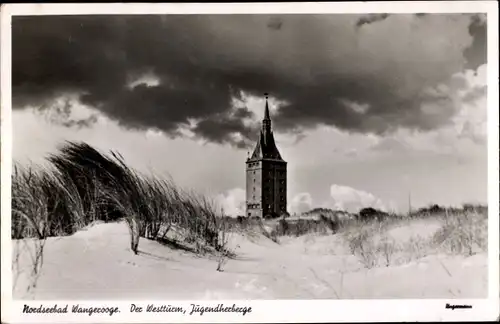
[11,13,488,216]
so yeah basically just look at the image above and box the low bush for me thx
[341,207,488,269]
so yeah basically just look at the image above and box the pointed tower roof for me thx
[248,94,285,162]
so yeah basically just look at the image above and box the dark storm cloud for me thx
[415,13,428,18]
[35,97,99,130]
[267,17,283,30]
[13,14,486,148]
[193,116,254,149]
[464,13,487,70]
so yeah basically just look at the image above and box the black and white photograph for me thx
[1,2,498,322]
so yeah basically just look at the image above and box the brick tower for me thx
[246,94,287,219]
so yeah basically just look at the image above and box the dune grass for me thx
[12,141,233,294]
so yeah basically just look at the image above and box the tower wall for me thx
[246,159,287,218]
[261,160,287,217]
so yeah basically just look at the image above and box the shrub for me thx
[11,166,55,297]
[378,233,397,267]
[340,206,488,269]
[343,224,379,268]
[319,214,339,232]
[357,207,388,222]
[276,218,289,236]
[432,209,487,256]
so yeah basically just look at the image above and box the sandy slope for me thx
[12,221,487,300]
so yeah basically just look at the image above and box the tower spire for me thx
[264,93,270,121]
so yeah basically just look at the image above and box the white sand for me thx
[12,221,487,300]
